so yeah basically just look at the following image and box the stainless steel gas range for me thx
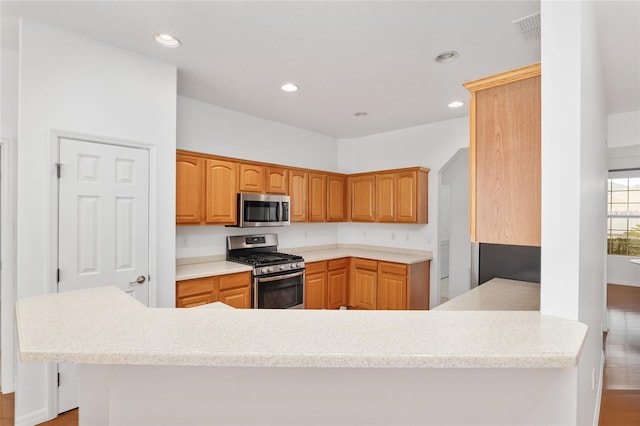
[226,234,305,309]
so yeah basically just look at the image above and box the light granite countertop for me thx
[176,245,432,281]
[434,278,540,311]
[17,285,586,369]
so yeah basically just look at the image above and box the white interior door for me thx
[57,138,150,413]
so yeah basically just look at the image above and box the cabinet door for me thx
[305,261,327,309]
[238,163,265,193]
[327,175,346,222]
[205,159,237,224]
[377,262,407,310]
[219,286,251,309]
[350,258,377,309]
[176,155,204,224]
[327,268,348,309]
[467,65,541,246]
[289,170,308,222]
[350,175,376,222]
[219,272,251,308]
[308,173,327,222]
[395,170,417,223]
[176,277,216,308]
[266,167,288,194]
[376,173,395,222]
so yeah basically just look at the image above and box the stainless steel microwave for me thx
[236,193,290,227]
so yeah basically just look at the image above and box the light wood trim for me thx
[469,91,477,242]
[463,63,541,93]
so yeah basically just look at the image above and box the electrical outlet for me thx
[405,234,410,241]
[181,236,188,247]
[304,231,308,239]
[391,232,396,240]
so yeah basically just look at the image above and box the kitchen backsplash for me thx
[175,222,431,259]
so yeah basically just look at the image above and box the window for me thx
[607,169,640,256]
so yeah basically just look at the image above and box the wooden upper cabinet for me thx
[396,169,428,223]
[289,169,308,222]
[327,175,347,222]
[308,173,327,222]
[205,159,237,224]
[238,163,265,193]
[266,167,288,194]
[376,173,396,222]
[350,174,376,222]
[464,63,541,247]
[176,154,204,224]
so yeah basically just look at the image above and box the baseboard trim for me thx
[15,408,53,426]
[593,350,605,426]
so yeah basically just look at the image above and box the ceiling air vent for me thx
[512,12,541,41]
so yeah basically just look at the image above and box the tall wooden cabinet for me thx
[464,63,541,247]
[205,159,237,224]
[308,173,327,222]
[176,154,204,224]
[289,170,308,222]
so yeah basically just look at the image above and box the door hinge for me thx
[55,163,62,178]
[57,372,60,387]
[57,268,60,283]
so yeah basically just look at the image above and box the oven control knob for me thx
[267,267,274,273]
[280,264,286,270]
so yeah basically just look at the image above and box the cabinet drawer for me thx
[352,258,378,271]
[328,258,349,270]
[219,272,251,291]
[178,293,215,309]
[378,261,407,276]
[305,261,327,274]
[176,277,215,298]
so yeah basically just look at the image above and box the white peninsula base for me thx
[80,364,578,425]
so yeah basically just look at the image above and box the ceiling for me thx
[1,1,638,139]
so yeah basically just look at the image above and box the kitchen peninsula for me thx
[17,281,587,425]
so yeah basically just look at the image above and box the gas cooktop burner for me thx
[227,251,304,267]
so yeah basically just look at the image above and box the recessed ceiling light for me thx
[281,83,299,92]
[448,101,465,108]
[153,33,181,48]
[435,50,459,64]
[354,112,369,118]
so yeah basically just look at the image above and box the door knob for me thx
[129,275,146,285]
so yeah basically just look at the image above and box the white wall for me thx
[176,96,341,257]
[1,45,19,393]
[337,117,469,307]
[440,148,471,299]
[540,1,607,424]
[15,19,176,425]
[608,110,640,148]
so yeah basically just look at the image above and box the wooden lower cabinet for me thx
[350,258,378,310]
[305,261,327,309]
[327,258,349,309]
[349,259,430,310]
[304,258,349,309]
[176,272,251,309]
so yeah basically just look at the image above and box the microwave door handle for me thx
[278,201,283,222]
[258,270,305,283]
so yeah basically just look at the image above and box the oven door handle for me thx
[257,270,305,283]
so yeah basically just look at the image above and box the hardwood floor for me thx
[599,284,640,425]
[1,284,637,425]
